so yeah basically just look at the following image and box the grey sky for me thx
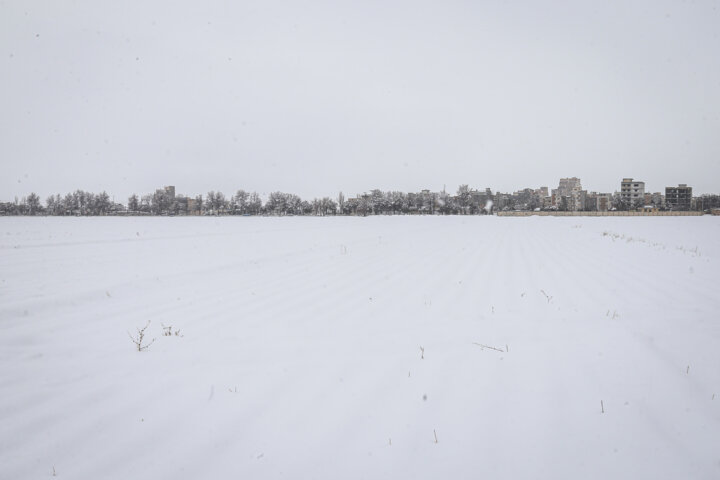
[2,0,719,202]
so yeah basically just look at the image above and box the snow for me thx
[1,216,719,479]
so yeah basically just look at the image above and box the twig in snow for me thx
[601,400,604,413]
[434,429,438,444]
[420,346,425,360]
[473,342,504,352]
[540,290,552,303]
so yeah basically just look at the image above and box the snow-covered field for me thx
[1,216,719,479]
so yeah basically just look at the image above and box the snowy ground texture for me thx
[2,216,719,479]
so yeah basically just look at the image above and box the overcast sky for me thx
[2,0,719,202]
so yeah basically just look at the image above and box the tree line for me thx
[0,186,495,216]
[0,190,114,216]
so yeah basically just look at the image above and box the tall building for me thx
[552,177,586,211]
[557,177,582,197]
[620,178,645,206]
[665,184,692,210]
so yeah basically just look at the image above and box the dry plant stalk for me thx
[473,342,504,352]
[161,323,182,337]
[128,320,155,351]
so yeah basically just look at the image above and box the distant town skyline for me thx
[3,176,717,217]
[0,175,716,205]
[2,1,719,201]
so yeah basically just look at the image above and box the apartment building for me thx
[665,184,692,210]
[620,178,645,206]
[552,177,586,211]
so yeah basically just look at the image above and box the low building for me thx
[187,197,200,215]
[650,192,664,208]
[594,193,613,212]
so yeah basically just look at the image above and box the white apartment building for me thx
[620,178,645,206]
